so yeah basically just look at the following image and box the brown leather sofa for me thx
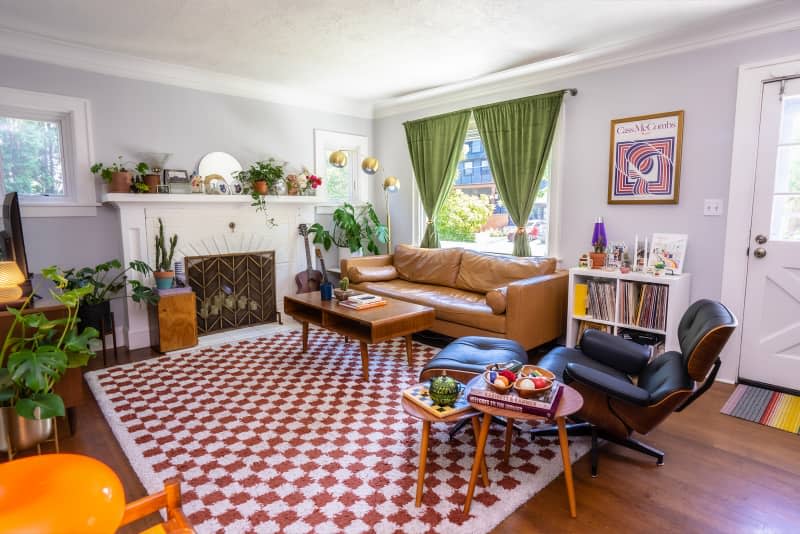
[340,245,568,350]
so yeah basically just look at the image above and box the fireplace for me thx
[185,251,277,335]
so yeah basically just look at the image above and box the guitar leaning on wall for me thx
[295,223,324,293]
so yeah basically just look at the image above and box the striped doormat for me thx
[721,384,800,434]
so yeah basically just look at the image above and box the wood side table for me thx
[401,396,489,507]
[463,380,584,517]
[148,292,198,353]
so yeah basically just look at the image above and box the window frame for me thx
[313,129,370,207]
[0,87,96,217]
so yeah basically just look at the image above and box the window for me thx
[0,87,95,217]
[313,129,369,204]
[0,116,65,197]
[437,122,553,256]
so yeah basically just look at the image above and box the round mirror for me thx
[197,152,242,186]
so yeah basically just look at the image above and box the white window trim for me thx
[0,86,97,217]
[414,107,565,258]
[313,129,370,213]
[719,54,800,384]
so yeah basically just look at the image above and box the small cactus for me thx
[155,218,178,271]
[340,277,349,291]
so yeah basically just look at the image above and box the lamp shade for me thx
[361,157,380,175]
[328,150,348,168]
[383,176,400,192]
[0,261,24,286]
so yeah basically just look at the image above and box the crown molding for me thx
[373,4,800,119]
[0,27,374,119]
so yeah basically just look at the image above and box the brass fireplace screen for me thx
[185,251,277,335]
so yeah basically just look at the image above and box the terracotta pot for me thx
[108,171,133,193]
[254,180,268,195]
[143,174,161,194]
[288,186,299,196]
[0,407,54,452]
[154,271,175,290]
[589,252,606,269]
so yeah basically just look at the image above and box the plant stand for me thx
[1,413,60,462]
[98,312,119,367]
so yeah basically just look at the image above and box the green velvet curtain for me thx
[404,110,471,248]
[473,91,563,256]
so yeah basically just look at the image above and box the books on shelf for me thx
[619,281,667,331]
[573,283,588,316]
[619,328,666,360]
[337,293,387,310]
[402,382,471,418]
[467,380,564,419]
[586,280,615,321]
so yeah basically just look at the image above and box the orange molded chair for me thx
[0,453,194,533]
[0,453,126,533]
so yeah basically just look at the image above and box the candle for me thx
[633,234,638,271]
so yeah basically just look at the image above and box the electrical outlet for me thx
[703,198,723,216]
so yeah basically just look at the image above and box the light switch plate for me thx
[704,198,723,216]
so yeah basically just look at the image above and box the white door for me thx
[740,78,800,391]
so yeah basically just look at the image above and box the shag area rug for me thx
[86,328,589,533]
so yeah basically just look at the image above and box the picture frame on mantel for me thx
[608,110,684,205]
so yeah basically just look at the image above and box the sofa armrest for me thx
[505,270,568,350]
[566,363,651,406]
[340,254,393,276]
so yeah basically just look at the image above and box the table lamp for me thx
[0,261,25,305]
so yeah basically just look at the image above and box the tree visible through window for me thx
[437,126,550,255]
[0,116,65,196]
[324,149,352,203]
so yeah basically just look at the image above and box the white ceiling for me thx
[0,0,784,103]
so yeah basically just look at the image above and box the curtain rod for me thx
[564,88,578,96]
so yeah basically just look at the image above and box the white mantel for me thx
[103,193,323,349]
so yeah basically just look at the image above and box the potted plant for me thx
[236,158,285,228]
[0,267,99,453]
[63,259,159,333]
[308,202,388,259]
[334,277,355,301]
[91,156,150,194]
[153,218,178,289]
[285,168,322,196]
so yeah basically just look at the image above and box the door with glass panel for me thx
[740,78,800,391]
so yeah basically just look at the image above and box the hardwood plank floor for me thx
[23,347,800,533]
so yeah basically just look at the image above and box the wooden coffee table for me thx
[284,293,435,380]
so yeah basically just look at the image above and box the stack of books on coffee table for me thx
[467,380,564,419]
[338,293,387,310]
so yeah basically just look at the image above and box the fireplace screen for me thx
[185,251,277,335]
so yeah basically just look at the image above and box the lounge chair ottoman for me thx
[419,336,529,384]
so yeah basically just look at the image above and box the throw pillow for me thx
[485,287,508,314]
[347,265,399,283]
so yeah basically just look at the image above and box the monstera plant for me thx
[0,266,99,423]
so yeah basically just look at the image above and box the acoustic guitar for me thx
[295,224,323,293]
[315,247,330,284]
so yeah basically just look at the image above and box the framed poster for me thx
[608,110,684,204]
[648,233,688,274]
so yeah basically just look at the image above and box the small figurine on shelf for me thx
[578,253,591,269]
[590,217,607,269]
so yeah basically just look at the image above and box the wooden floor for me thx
[33,346,800,534]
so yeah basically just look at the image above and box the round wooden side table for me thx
[401,396,490,507]
[462,380,584,517]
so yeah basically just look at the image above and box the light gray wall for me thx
[0,54,370,323]
[375,28,800,309]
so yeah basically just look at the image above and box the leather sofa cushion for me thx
[393,245,464,287]
[638,351,694,404]
[455,250,557,293]
[347,265,398,283]
[355,279,506,333]
[485,287,507,314]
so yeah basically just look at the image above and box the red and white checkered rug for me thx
[86,328,589,533]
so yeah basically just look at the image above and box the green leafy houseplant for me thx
[237,158,285,227]
[0,267,100,421]
[90,156,149,184]
[308,202,389,255]
[63,259,159,308]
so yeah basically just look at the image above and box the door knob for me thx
[755,234,768,244]
[753,247,767,258]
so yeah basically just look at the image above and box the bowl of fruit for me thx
[483,368,516,394]
[519,365,556,380]
[514,375,553,398]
